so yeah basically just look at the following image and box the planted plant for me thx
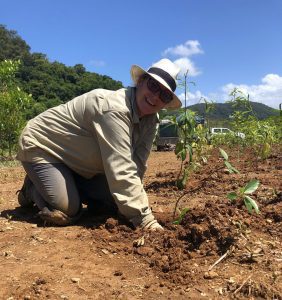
[219,148,240,174]
[219,147,260,213]
[172,72,211,189]
[227,179,260,214]
[173,109,198,189]
[223,88,279,160]
[173,207,189,225]
[247,120,279,160]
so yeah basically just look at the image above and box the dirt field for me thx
[0,147,281,300]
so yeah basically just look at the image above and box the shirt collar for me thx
[128,87,140,124]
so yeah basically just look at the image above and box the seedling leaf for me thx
[243,179,259,194]
[231,165,240,174]
[175,141,183,155]
[227,192,237,201]
[173,208,189,225]
[244,195,259,214]
[224,161,240,174]
[224,161,233,173]
[180,148,187,161]
[219,148,228,160]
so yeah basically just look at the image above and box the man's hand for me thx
[142,220,164,231]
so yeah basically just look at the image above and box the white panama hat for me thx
[130,58,182,109]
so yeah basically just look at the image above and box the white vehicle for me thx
[211,127,245,139]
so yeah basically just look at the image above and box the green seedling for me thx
[227,179,260,214]
[219,148,240,174]
[173,207,189,225]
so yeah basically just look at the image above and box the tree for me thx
[0,60,33,157]
[0,24,30,61]
[0,24,123,118]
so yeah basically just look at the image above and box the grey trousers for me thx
[22,162,117,217]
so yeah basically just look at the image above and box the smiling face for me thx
[135,75,173,117]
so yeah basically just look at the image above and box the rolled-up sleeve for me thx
[92,110,155,227]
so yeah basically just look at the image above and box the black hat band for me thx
[147,67,176,92]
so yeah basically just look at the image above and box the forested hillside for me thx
[0,24,123,118]
[187,102,280,120]
[159,102,279,123]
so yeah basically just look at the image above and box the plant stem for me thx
[173,164,225,219]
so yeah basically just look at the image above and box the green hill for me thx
[0,24,123,119]
[159,102,280,128]
[187,102,279,120]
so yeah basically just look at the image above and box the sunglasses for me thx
[146,77,173,104]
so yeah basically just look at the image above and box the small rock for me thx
[35,278,47,285]
[5,226,14,230]
[114,270,123,276]
[161,263,170,273]
[215,287,223,295]
[227,277,236,283]
[105,218,118,230]
[101,249,109,255]
[71,277,80,283]
[204,271,219,279]
[273,271,281,277]
[134,246,154,257]
[3,251,12,257]
[161,255,169,262]
[31,235,44,242]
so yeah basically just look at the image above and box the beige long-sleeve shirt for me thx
[17,87,158,227]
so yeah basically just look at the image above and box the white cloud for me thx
[162,40,203,57]
[176,73,282,109]
[178,90,207,106]
[220,74,282,109]
[162,40,203,78]
[162,41,281,109]
[89,59,106,67]
[174,57,201,77]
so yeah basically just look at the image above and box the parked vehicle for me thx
[155,116,206,151]
[210,127,245,139]
[155,119,178,151]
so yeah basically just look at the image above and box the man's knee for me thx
[51,193,81,217]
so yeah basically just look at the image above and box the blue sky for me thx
[1,0,281,109]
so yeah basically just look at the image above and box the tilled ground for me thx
[0,147,281,299]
